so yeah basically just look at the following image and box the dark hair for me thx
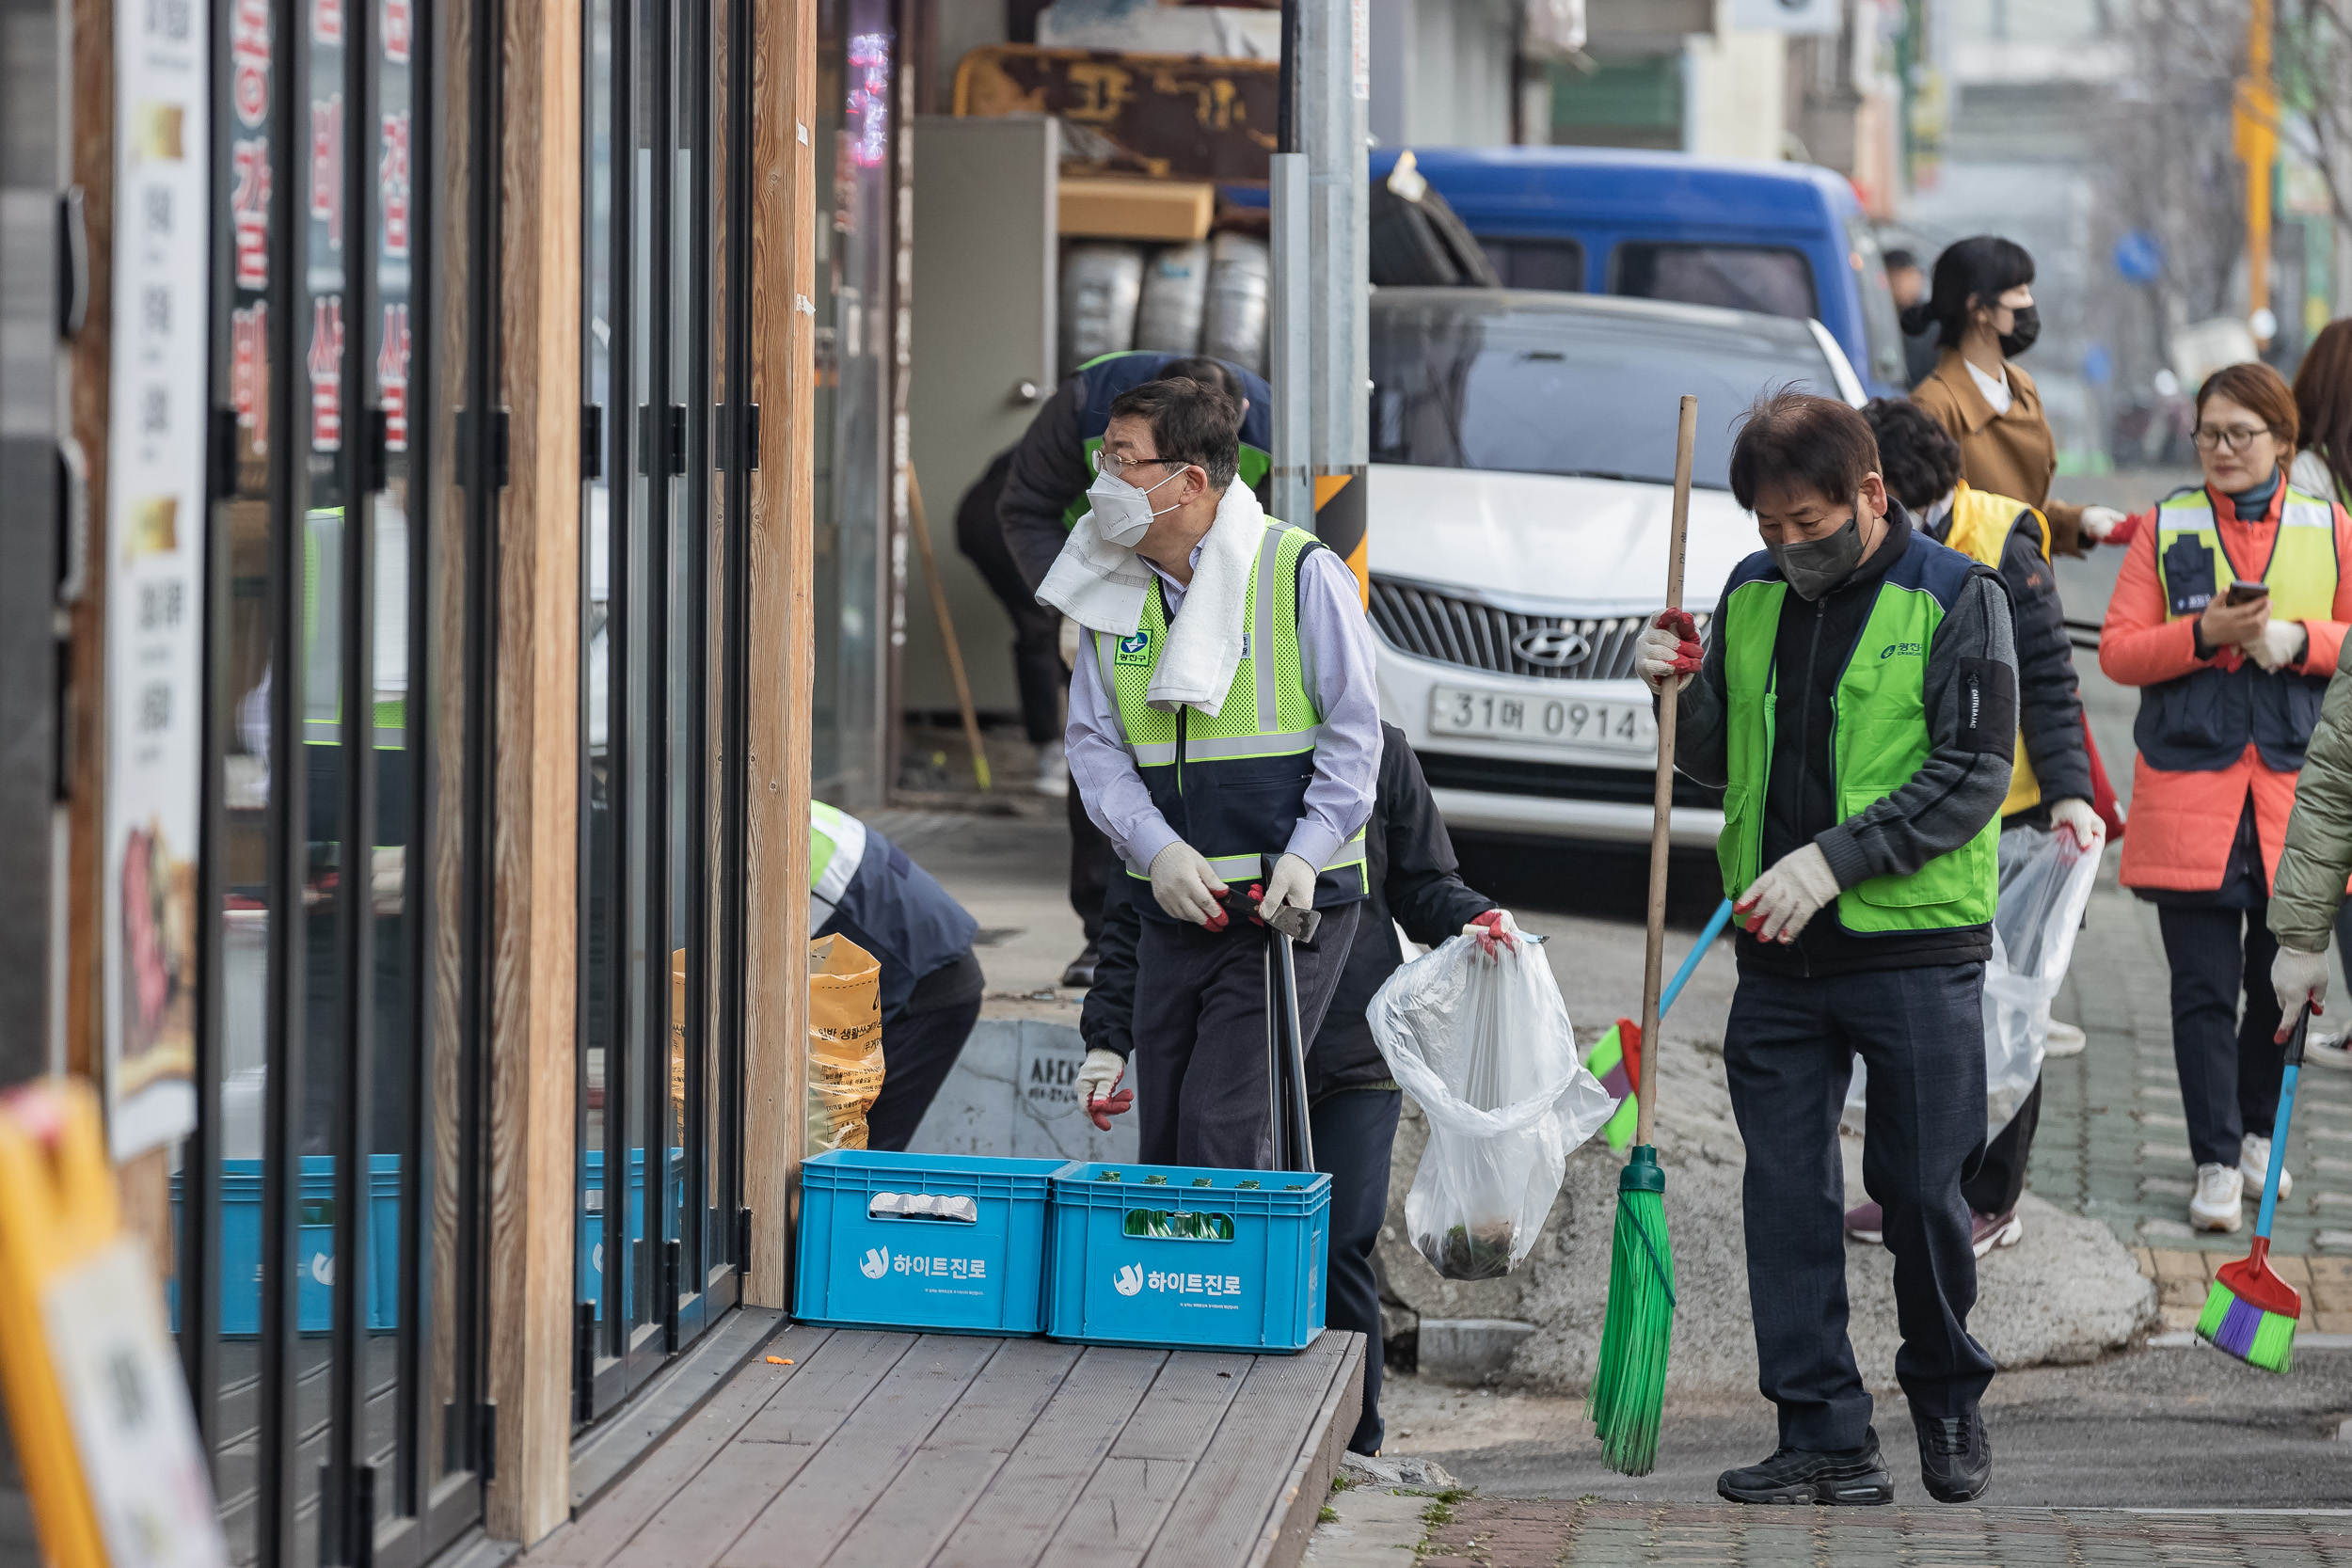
[1106,375,1242,491]
[1157,356,1247,405]
[1860,396,1962,512]
[1899,235,2035,347]
[2294,320,2352,499]
[1882,247,1920,274]
[1727,390,1881,512]
[2197,360,2299,469]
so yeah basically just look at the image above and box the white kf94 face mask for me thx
[1086,463,1188,546]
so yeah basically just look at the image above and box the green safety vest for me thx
[2138,483,2338,773]
[1095,520,1367,901]
[1715,533,1999,935]
[809,800,867,927]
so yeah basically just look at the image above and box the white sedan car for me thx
[1367,289,1867,848]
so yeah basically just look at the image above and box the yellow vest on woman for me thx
[1938,481,2050,816]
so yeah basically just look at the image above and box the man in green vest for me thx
[1638,391,2018,1506]
[1055,374,1378,1170]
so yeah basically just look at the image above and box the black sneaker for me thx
[1716,1429,1893,1506]
[1915,1411,1991,1502]
[1060,943,1101,989]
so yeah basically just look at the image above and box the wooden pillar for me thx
[485,0,581,1539]
[743,0,818,1312]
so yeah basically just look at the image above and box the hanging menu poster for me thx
[103,0,211,1160]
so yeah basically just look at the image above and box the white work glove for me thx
[1149,841,1229,926]
[1462,908,1520,958]
[2246,619,2310,673]
[1259,852,1317,918]
[1735,842,1841,944]
[2275,942,2331,1030]
[2078,505,2128,544]
[1074,1047,1133,1130]
[2047,797,2106,851]
[1636,609,1702,693]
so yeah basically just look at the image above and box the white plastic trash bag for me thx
[1368,935,1619,1280]
[1845,825,2103,1137]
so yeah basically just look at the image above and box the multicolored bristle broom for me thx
[1582,899,1732,1151]
[2197,1007,2311,1373]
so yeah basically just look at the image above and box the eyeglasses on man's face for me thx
[2193,424,2275,452]
[1092,449,1185,482]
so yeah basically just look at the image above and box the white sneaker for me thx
[2305,1030,2352,1071]
[2241,1132,2295,1198]
[2190,1163,2245,1232]
[1034,738,1068,798]
[2043,1021,2087,1058]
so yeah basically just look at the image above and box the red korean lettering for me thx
[382,0,411,62]
[230,0,270,129]
[309,295,343,451]
[231,302,269,455]
[377,303,409,451]
[312,0,342,45]
[231,136,270,290]
[310,96,342,252]
[379,111,409,259]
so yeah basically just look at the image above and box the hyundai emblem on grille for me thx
[1512,626,1591,668]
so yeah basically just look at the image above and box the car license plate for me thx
[1427,686,1656,750]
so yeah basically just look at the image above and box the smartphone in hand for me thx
[2225,579,2271,607]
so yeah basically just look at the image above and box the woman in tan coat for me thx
[1904,236,2127,558]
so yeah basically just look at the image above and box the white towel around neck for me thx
[1037,476,1267,718]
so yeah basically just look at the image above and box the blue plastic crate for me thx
[578,1148,689,1322]
[1045,1163,1330,1352]
[169,1156,404,1337]
[794,1151,1073,1336]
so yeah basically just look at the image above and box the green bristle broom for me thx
[2197,1006,2312,1372]
[1587,395,1695,1477]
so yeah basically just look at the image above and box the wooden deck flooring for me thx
[522,1325,1365,1568]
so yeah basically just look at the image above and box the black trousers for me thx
[2157,901,2288,1167]
[1724,962,1995,1452]
[866,983,983,1152]
[1132,904,1362,1168]
[954,452,1066,745]
[1070,787,1120,944]
[1311,1085,1401,1455]
[1962,1074,2039,1217]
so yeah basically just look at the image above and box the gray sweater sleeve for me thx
[1815,570,2018,888]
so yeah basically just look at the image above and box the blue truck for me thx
[1369,146,1912,399]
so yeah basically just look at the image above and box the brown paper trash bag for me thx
[808,933,885,1153]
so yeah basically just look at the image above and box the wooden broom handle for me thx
[1635,395,1696,1149]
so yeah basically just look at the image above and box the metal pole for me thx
[1268,153,1312,530]
[1300,0,1370,590]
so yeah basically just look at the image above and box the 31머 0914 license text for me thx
[1427,685,1656,750]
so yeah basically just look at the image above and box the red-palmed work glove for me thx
[1636,609,1702,693]
[2047,797,2105,851]
[1735,843,1840,944]
[1075,1047,1134,1130]
[1462,908,1520,957]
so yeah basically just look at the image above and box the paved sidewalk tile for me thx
[2038,878,2352,1259]
[1416,1499,2352,1566]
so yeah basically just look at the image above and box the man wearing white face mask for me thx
[1049,375,1380,1170]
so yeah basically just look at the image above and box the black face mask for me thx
[1767,512,1867,601]
[1998,304,2040,358]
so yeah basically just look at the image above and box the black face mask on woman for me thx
[1998,304,2040,358]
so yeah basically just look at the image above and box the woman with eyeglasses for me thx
[2099,360,2352,1232]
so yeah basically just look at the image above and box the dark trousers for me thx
[955,452,1066,745]
[1311,1085,1401,1455]
[1070,787,1120,943]
[1724,962,1996,1452]
[1132,904,1362,1168]
[1962,1074,2040,1217]
[866,988,983,1153]
[2157,902,2287,1166]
